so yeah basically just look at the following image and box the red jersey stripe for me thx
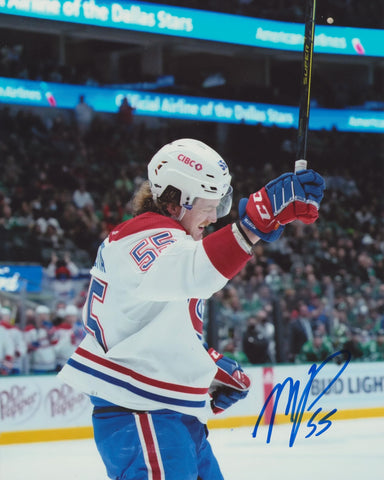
[75,347,208,395]
[136,413,164,480]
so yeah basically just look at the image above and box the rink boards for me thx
[1,361,383,445]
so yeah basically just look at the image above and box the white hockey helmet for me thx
[148,139,232,218]
[35,305,50,315]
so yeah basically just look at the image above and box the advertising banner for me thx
[0,1,383,57]
[0,265,43,293]
[1,77,383,133]
[1,360,383,444]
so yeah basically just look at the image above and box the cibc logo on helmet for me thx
[178,154,203,171]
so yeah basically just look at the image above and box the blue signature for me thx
[253,350,351,447]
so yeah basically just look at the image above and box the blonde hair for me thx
[132,181,181,217]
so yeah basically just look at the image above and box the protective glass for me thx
[183,186,233,219]
[216,185,233,218]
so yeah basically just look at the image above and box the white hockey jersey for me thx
[52,322,77,369]
[0,324,14,369]
[58,213,251,422]
[0,321,27,372]
[24,325,57,372]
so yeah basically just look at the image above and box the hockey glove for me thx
[239,169,325,242]
[0,356,13,375]
[208,348,251,414]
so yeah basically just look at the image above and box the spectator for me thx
[256,308,276,363]
[46,251,79,278]
[24,305,57,373]
[296,330,334,364]
[72,180,94,209]
[74,94,94,136]
[222,339,249,364]
[341,328,365,362]
[265,263,282,293]
[331,308,349,352]
[46,252,80,302]
[287,304,314,362]
[116,97,136,133]
[242,315,271,364]
[217,285,249,345]
[45,218,65,250]
[363,329,384,361]
[374,308,384,332]
[114,168,134,199]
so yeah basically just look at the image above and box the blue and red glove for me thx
[0,355,13,375]
[208,348,251,414]
[239,169,325,242]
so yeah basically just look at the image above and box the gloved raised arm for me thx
[237,169,325,243]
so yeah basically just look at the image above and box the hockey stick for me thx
[295,0,317,173]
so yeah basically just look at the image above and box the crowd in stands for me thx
[0,102,383,373]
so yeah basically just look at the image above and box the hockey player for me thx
[0,306,27,374]
[0,318,14,375]
[25,305,57,373]
[52,304,84,371]
[58,139,324,480]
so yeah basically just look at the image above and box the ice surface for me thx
[1,417,383,480]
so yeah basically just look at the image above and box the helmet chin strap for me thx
[173,206,187,221]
